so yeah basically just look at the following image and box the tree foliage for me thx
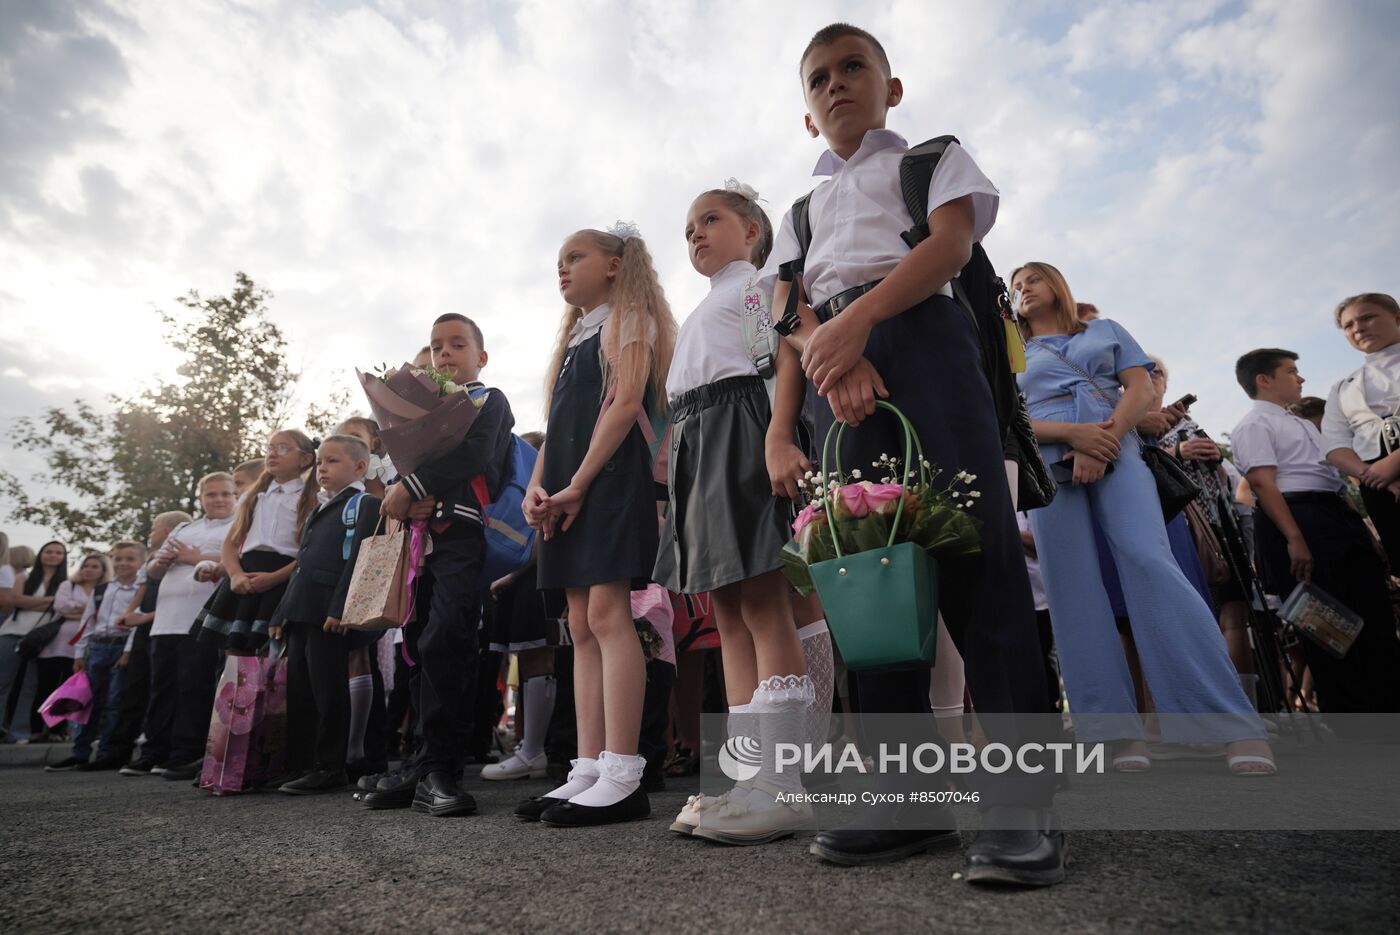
[2,272,345,547]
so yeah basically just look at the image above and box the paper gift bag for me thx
[342,519,411,630]
[199,649,286,794]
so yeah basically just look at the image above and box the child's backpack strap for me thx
[340,491,367,560]
[895,134,960,249]
[595,316,673,484]
[740,272,778,380]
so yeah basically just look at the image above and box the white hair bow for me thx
[608,220,641,241]
[724,178,762,202]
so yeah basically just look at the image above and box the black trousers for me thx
[413,527,484,777]
[1254,498,1400,713]
[812,295,1059,808]
[145,634,221,764]
[110,627,151,760]
[32,657,71,736]
[285,620,350,773]
[639,658,676,783]
[364,649,388,766]
[1358,479,1400,572]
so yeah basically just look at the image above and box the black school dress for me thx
[537,327,659,590]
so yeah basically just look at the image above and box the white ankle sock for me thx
[797,620,834,748]
[544,757,598,800]
[346,674,372,763]
[568,751,645,807]
[517,675,556,762]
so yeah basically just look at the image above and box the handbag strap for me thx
[1028,336,1144,448]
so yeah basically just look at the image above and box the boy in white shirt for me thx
[1231,348,1400,714]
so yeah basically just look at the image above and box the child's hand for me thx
[826,358,889,427]
[381,482,413,521]
[172,541,202,565]
[522,486,550,528]
[323,616,343,634]
[765,437,812,501]
[803,311,871,395]
[116,652,129,669]
[114,615,129,630]
[545,484,587,536]
[268,624,283,640]
[73,657,86,673]
[243,572,271,594]
[230,573,253,594]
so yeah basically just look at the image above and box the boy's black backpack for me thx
[779,134,1055,511]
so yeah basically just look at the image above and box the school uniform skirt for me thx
[654,376,791,594]
[195,551,293,651]
[487,569,565,654]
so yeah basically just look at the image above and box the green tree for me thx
[1,272,341,547]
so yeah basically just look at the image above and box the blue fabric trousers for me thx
[1028,423,1262,743]
[73,640,126,760]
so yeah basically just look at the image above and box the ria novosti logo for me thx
[717,735,762,781]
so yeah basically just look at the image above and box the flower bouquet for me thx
[781,401,982,669]
[356,363,486,478]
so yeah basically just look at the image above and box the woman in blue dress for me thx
[1011,262,1274,776]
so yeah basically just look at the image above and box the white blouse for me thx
[1321,342,1400,461]
[240,478,304,557]
[42,579,94,659]
[152,515,235,638]
[667,260,763,399]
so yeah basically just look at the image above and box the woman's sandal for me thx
[1111,754,1152,773]
[1226,754,1277,777]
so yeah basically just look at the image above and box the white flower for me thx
[444,380,461,394]
[851,469,862,480]
[966,474,977,482]
[969,491,981,498]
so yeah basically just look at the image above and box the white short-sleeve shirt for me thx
[0,565,14,591]
[1321,342,1400,461]
[667,260,762,399]
[762,130,999,309]
[151,515,235,638]
[1231,400,1344,494]
[240,478,304,557]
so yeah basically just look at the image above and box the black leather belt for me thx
[814,279,883,323]
[1281,490,1345,506]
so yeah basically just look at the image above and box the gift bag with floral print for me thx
[199,647,288,794]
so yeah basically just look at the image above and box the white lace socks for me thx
[567,751,645,808]
[346,674,372,763]
[752,674,815,796]
[517,674,557,762]
[798,620,834,747]
[544,756,599,801]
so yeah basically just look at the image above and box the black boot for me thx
[965,807,1067,887]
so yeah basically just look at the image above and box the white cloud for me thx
[1,0,1398,548]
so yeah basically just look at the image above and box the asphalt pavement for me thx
[2,743,1396,934]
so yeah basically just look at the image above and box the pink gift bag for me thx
[199,650,288,795]
[38,671,93,728]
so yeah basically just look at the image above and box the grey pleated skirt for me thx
[654,376,792,593]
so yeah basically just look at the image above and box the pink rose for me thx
[836,482,906,518]
[791,501,825,536]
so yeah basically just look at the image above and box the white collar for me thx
[318,480,365,506]
[569,303,612,343]
[1251,399,1291,415]
[1363,341,1400,365]
[268,476,305,496]
[812,128,908,177]
[709,259,756,287]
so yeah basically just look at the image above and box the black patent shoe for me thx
[809,827,962,866]
[965,807,1068,887]
[412,771,478,817]
[539,786,650,827]
[513,795,568,822]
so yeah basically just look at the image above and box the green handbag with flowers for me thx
[807,402,946,670]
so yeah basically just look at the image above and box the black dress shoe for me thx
[44,756,84,772]
[280,769,350,795]
[78,756,124,772]
[965,807,1067,887]
[539,786,650,827]
[513,795,567,822]
[412,771,478,817]
[360,768,419,809]
[120,756,161,776]
[809,827,962,866]
[347,759,389,784]
[162,759,202,781]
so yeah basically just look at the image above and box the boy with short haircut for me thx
[765,23,1063,884]
[1230,349,1400,714]
[46,541,147,771]
[267,434,381,794]
[368,314,514,816]
[233,459,265,497]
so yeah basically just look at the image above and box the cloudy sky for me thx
[2,0,1398,549]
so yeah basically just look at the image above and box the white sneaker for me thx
[480,751,548,781]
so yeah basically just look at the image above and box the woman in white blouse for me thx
[1322,292,1400,566]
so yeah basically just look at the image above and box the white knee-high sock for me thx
[346,674,373,764]
[545,756,599,801]
[752,674,814,796]
[798,620,834,747]
[517,674,557,761]
[567,750,645,807]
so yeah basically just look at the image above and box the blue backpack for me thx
[470,434,539,584]
[340,491,367,560]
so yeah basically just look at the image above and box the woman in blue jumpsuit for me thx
[1011,262,1271,774]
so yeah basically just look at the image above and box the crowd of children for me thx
[9,22,1400,892]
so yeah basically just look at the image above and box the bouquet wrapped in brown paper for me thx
[356,363,485,478]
